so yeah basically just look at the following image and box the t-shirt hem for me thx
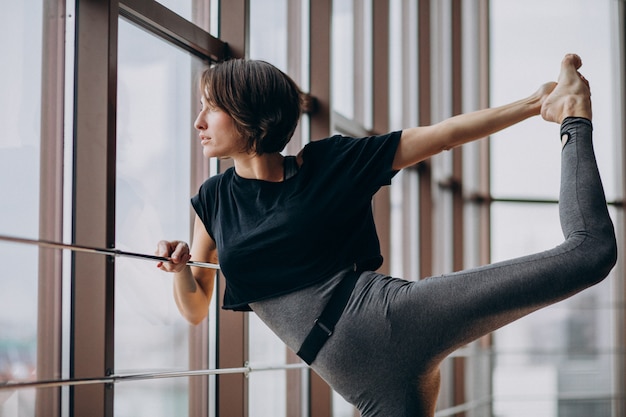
[223,264,365,311]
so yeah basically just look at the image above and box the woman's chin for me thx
[202,149,232,160]
[202,148,218,158]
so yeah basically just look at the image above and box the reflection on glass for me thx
[0,1,43,416]
[115,18,197,417]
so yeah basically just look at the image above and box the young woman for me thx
[156,54,617,417]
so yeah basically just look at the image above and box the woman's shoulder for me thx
[306,134,352,147]
[294,131,401,174]
[301,134,355,157]
[305,131,400,151]
[303,132,399,159]
[197,168,234,194]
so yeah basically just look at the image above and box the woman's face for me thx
[194,95,246,159]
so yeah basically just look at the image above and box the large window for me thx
[0,2,44,414]
[0,1,66,415]
[114,18,203,416]
[1,1,623,416]
[0,1,224,416]
[490,1,623,415]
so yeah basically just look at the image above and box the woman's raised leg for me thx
[397,54,617,362]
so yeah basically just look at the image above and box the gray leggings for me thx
[251,118,617,417]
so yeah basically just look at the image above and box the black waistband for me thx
[296,267,361,365]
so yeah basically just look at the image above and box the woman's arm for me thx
[156,214,217,325]
[392,82,556,170]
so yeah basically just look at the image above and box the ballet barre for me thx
[0,234,220,270]
[0,363,308,391]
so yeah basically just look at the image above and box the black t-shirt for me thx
[191,131,401,310]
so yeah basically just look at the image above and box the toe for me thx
[563,53,582,70]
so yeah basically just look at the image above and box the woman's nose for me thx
[194,112,207,130]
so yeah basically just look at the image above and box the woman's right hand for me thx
[155,240,192,273]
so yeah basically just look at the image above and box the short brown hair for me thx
[200,59,303,155]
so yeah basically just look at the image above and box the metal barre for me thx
[0,234,220,270]
[0,363,308,391]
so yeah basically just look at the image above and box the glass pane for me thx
[388,0,403,130]
[115,18,199,416]
[155,0,191,20]
[248,315,287,417]
[360,0,373,129]
[489,0,617,201]
[490,203,562,263]
[0,7,42,234]
[332,0,354,119]
[249,0,288,71]
[0,1,43,415]
[152,0,214,34]
[491,202,618,416]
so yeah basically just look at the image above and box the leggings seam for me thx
[442,231,588,281]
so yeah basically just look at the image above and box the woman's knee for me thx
[593,229,618,281]
[571,227,618,286]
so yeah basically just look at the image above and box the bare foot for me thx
[541,54,592,124]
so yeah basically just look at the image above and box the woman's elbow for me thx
[175,297,210,325]
[182,308,209,326]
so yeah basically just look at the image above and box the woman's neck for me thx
[233,152,285,182]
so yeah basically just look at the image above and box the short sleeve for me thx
[190,175,220,242]
[304,131,401,197]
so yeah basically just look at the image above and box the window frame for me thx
[70,1,225,416]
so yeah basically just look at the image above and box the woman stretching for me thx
[156,54,617,416]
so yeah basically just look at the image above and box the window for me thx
[114,18,204,416]
[0,1,66,415]
[490,1,623,415]
[331,0,373,133]
[0,0,44,398]
[1,1,623,416]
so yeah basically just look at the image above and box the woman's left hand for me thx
[155,240,192,273]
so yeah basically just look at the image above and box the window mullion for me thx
[36,0,67,415]
[71,0,119,416]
